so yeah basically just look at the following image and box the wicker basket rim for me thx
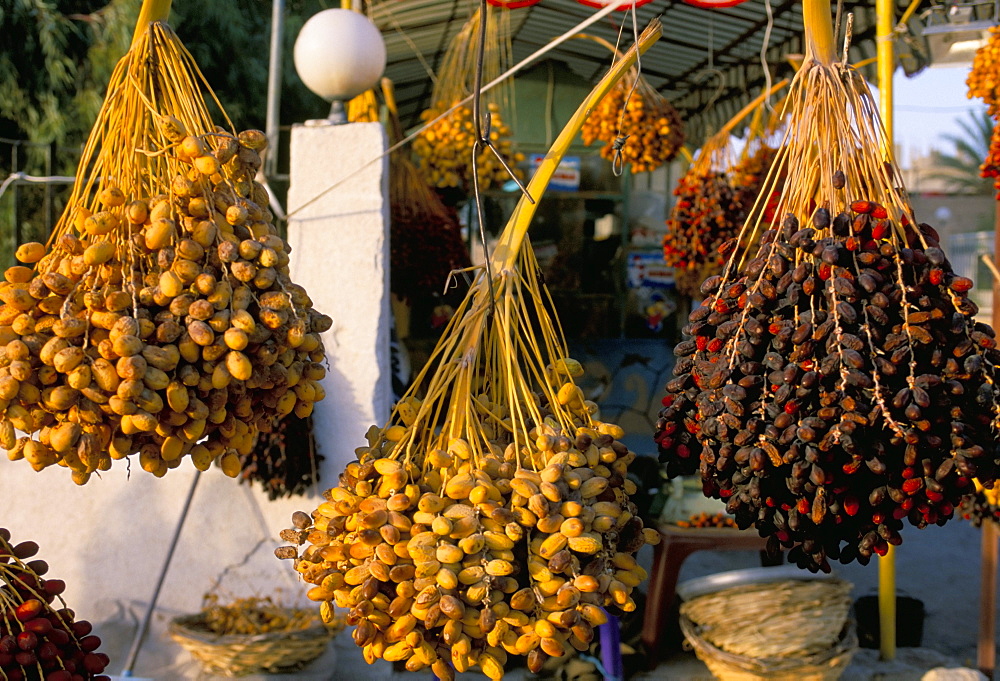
[680,614,858,674]
[169,612,336,646]
[681,576,852,601]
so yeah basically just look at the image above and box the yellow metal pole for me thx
[877,0,897,662]
[981,194,1000,681]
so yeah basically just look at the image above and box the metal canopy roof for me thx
[368,0,912,145]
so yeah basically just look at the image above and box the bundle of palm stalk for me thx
[662,149,745,299]
[276,21,665,680]
[380,79,472,307]
[657,0,1000,572]
[240,413,321,500]
[390,159,471,302]
[581,73,684,174]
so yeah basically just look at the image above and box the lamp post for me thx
[293,8,387,125]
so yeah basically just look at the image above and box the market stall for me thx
[3,0,1000,679]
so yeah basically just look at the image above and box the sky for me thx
[881,64,988,167]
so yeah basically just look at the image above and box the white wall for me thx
[286,121,392,478]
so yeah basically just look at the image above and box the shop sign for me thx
[627,251,675,289]
[576,0,655,8]
[529,154,581,191]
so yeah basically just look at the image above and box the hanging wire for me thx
[693,13,725,136]
[470,3,532,204]
[610,2,644,176]
[760,0,776,114]
[470,0,532,321]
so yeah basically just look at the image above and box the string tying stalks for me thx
[580,54,684,174]
[657,3,1000,573]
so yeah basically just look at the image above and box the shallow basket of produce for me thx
[678,567,857,681]
[168,610,339,678]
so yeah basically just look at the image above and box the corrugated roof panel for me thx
[368,0,917,146]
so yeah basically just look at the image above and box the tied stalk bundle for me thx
[656,0,1000,573]
[0,1,331,482]
[580,66,684,174]
[0,528,110,681]
[662,133,745,299]
[276,22,664,681]
[240,413,321,500]
[389,158,470,301]
[412,6,524,193]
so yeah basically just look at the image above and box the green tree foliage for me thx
[928,108,995,195]
[2,0,335,152]
[0,0,108,151]
[1,0,337,259]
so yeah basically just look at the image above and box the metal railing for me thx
[0,138,79,265]
[945,229,994,322]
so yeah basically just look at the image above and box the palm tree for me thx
[927,108,994,194]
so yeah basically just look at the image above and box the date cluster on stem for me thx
[277,372,657,680]
[663,171,747,299]
[0,528,109,681]
[657,197,1000,571]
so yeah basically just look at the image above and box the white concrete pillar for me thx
[286,121,392,481]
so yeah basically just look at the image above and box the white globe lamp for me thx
[293,9,386,124]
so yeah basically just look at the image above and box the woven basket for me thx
[169,613,337,677]
[678,578,857,681]
[681,616,857,681]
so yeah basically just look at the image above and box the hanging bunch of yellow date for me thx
[278,245,659,679]
[276,21,668,680]
[412,5,524,193]
[582,72,685,174]
[0,8,330,481]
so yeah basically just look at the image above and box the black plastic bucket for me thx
[853,595,925,649]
